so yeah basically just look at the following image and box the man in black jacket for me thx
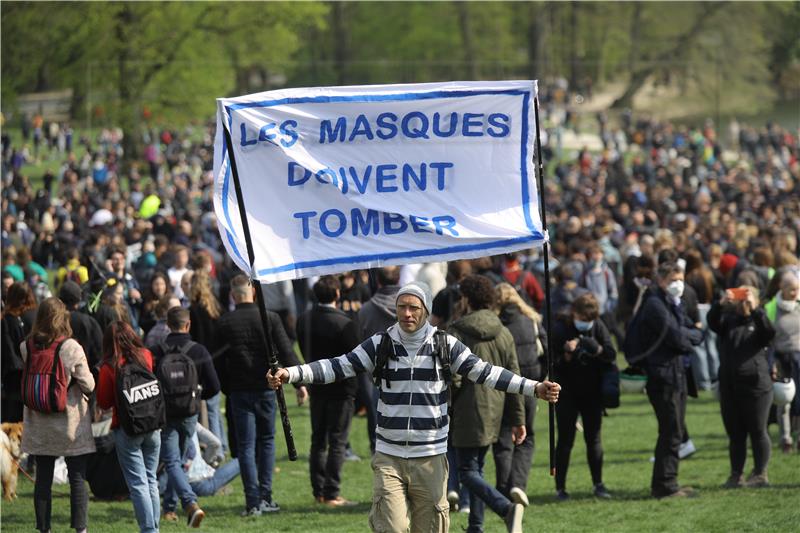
[214,275,307,517]
[151,306,221,527]
[639,262,703,499]
[58,281,103,371]
[297,275,360,506]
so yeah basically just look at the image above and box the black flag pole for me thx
[532,94,557,477]
[222,124,298,462]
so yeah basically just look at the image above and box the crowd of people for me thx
[1,103,798,533]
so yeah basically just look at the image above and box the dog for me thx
[1,422,24,501]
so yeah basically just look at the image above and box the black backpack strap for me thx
[434,330,451,383]
[373,332,394,389]
[177,340,196,356]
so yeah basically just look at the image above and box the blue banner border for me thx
[219,87,543,277]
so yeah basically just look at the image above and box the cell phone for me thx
[728,288,748,301]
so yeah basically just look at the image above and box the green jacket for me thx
[448,309,525,448]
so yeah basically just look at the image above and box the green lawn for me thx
[2,390,798,532]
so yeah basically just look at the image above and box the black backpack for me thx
[116,362,166,436]
[622,289,662,367]
[373,330,451,389]
[157,341,201,418]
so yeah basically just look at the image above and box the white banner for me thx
[213,80,545,282]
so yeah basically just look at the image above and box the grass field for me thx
[1,389,798,532]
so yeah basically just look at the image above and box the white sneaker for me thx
[509,487,529,507]
[679,439,697,459]
[241,507,261,517]
[446,490,460,512]
[504,503,524,533]
[258,499,280,513]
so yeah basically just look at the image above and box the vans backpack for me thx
[21,338,70,413]
[156,341,201,418]
[116,361,166,436]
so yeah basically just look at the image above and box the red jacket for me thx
[96,349,155,429]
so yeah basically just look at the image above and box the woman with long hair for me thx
[96,321,161,533]
[491,282,546,506]
[188,270,221,349]
[20,297,95,533]
[139,272,172,334]
[188,270,227,460]
[1,282,38,422]
[709,286,776,488]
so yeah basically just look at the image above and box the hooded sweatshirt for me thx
[448,309,525,448]
[358,285,399,338]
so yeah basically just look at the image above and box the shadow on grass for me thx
[528,487,654,504]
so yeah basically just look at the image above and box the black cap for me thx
[58,281,82,307]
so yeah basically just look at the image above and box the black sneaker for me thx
[556,489,570,501]
[593,483,612,499]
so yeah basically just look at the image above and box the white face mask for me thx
[777,295,797,312]
[574,319,594,332]
[666,280,684,299]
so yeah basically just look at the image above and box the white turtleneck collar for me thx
[395,320,435,357]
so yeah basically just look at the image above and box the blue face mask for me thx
[574,319,594,332]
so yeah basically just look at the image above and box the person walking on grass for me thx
[268,280,561,533]
[448,275,530,533]
[21,298,95,533]
[215,275,307,517]
[296,275,361,506]
[150,307,220,526]
[97,321,161,533]
[492,282,547,507]
[709,286,776,488]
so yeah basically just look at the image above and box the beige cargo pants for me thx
[368,452,450,533]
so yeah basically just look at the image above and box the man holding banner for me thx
[268,280,560,533]
[214,80,560,531]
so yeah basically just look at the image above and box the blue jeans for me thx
[114,429,161,533]
[230,390,277,509]
[457,446,512,533]
[160,415,198,512]
[193,459,240,496]
[446,446,471,510]
[206,392,228,456]
[159,459,241,499]
[691,304,719,390]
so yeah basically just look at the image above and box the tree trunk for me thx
[611,2,728,109]
[527,3,547,80]
[331,3,349,85]
[456,3,478,79]
[569,1,579,89]
[115,5,139,162]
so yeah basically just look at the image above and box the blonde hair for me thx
[190,270,222,319]
[495,282,541,323]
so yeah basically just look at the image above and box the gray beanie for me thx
[396,281,432,315]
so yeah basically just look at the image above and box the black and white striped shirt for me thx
[287,322,538,458]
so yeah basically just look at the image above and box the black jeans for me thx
[555,386,604,491]
[34,454,89,532]
[647,383,686,496]
[493,392,536,495]
[310,395,355,500]
[720,382,773,477]
[354,373,377,453]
